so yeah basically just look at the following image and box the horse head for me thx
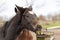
[14,5,38,32]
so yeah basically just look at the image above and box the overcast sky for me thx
[0,0,60,20]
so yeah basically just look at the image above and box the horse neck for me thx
[7,14,21,26]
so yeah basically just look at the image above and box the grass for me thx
[42,21,60,28]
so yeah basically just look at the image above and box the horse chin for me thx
[15,29,36,40]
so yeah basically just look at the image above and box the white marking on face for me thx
[29,11,34,14]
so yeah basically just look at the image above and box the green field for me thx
[42,21,60,28]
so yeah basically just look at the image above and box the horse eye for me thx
[27,22,30,24]
[23,15,25,17]
[26,16,29,17]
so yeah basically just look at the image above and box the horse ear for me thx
[15,5,21,14]
[15,7,17,13]
[15,5,25,13]
[28,5,32,11]
[15,7,20,14]
[15,5,23,11]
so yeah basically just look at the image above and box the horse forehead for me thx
[28,11,34,14]
[28,11,36,18]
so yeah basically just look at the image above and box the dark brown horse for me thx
[0,5,42,40]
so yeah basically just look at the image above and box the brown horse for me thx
[0,5,41,40]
